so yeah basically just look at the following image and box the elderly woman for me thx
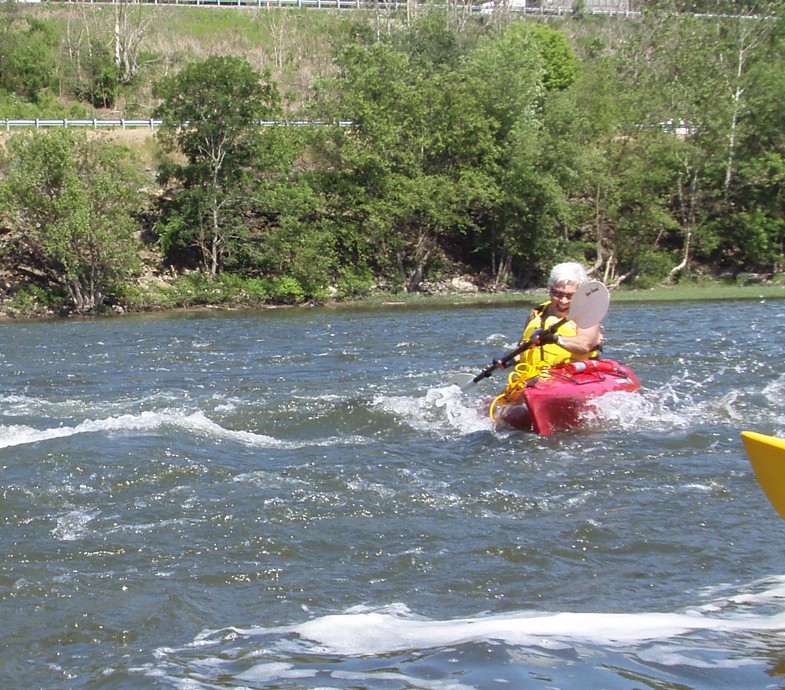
[502,262,603,375]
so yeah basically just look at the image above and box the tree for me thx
[153,56,282,277]
[0,10,57,103]
[609,4,781,279]
[460,23,562,286]
[316,28,499,292]
[111,0,157,85]
[0,129,146,313]
[719,11,785,271]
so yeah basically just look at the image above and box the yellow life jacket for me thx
[490,303,601,421]
[521,301,596,372]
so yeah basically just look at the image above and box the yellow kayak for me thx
[741,431,785,520]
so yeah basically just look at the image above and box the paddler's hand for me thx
[493,357,507,369]
[530,328,558,346]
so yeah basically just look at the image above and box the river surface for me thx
[2,296,785,689]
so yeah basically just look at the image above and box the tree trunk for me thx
[404,229,432,292]
[495,253,512,288]
[670,165,698,279]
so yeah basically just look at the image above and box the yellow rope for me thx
[488,361,550,423]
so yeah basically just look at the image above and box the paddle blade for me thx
[569,280,610,328]
[447,372,480,391]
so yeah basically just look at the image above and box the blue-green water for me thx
[2,297,785,689]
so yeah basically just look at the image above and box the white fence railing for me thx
[0,118,354,131]
[1,118,162,131]
[47,0,640,16]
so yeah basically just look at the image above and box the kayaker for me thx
[497,261,603,375]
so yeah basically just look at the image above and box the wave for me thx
[144,576,785,688]
[586,370,785,435]
[360,363,785,441]
[195,580,785,656]
[0,409,337,451]
[373,385,492,436]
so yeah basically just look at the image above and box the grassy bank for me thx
[323,279,785,311]
[3,278,783,320]
[609,281,785,303]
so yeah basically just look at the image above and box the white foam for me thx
[277,603,785,657]
[762,373,785,408]
[373,386,492,436]
[52,509,98,541]
[158,578,785,686]
[0,410,297,450]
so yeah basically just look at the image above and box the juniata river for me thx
[2,295,785,689]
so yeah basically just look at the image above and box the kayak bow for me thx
[492,359,640,435]
[741,431,785,521]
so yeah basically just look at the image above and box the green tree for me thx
[530,24,581,92]
[717,11,785,271]
[316,19,576,291]
[153,55,282,277]
[0,129,146,313]
[461,23,564,286]
[610,5,781,279]
[317,37,488,291]
[0,11,57,103]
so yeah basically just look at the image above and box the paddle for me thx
[450,280,610,390]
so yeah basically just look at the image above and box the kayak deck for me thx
[496,359,640,436]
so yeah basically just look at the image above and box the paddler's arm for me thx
[557,323,603,354]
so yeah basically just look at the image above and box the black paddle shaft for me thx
[471,316,568,384]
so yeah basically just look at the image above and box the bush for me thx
[335,267,375,299]
[4,284,65,317]
[628,250,676,288]
[268,276,305,304]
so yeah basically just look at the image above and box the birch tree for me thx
[153,56,282,277]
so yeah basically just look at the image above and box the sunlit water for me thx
[2,296,785,689]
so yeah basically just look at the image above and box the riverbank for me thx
[342,279,785,309]
[2,277,783,321]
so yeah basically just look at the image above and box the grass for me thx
[346,280,785,310]
[609,282,785,303]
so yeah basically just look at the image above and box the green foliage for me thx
[0,13,57,102]
[335,267,375,299]
[268,276,306,304]
[76,45,120,109]
[153,55,284,276]
[0,129,147,313]
[169,273,271,306]
[1,6,785,312]
[0,90,88,119]
[530,24,581,92]
[5,283,65,317]
[627,250,676,288]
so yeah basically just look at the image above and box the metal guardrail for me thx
[48,0,639,16]
[0,118,353,131]
[26,0,765,20]
[1,118,162,131]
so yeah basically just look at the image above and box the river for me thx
[2,296,784,689]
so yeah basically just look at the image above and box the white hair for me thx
[547,262,588,289]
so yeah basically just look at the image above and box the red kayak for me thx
[490,359,640,436]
